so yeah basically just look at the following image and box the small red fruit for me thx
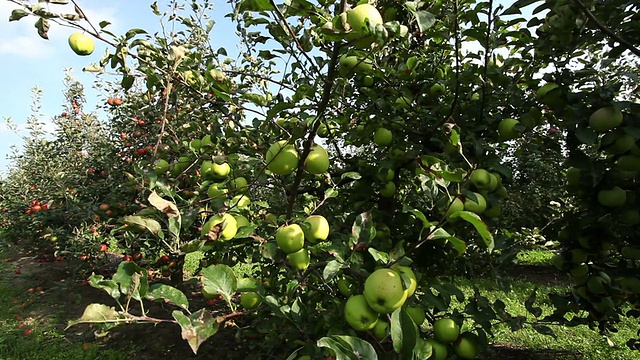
[15,269,22,274]
[159,255,170,263]
[23,328,33,336]
[99,243,108,252]
[107,98,114,106]
[113,98,122,105]
[122,254,133,262]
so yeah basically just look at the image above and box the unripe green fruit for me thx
[616,155,640,172]
[339,55,373,77]
[470,169,492,190]
[433,318,460,344]
[464,192,487,214]
[621,209,640,225]
[621,246,640,260]
[201,213,238,241]
[405,306,426,325]
[344,295,378,331]
[337,277,355,297]
[68,33,95,56]
[454,333,479,359]
[380,181,396,197]
[589,107,623,132]
[276,224,305,254]
[566,167,581,186]
[304,144,330,174]
[240,292,262,309]
[372,319,389,340]
[287,248,310,270]
[597,187,626,207]
[427,338,448,360]
[374,127,393,147]
[302,215,330,242]
[266,140,299,175]
[498,118,521,141]
[364,268,407,313]
[536,83,563,107]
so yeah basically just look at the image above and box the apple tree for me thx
[4,0,640,358]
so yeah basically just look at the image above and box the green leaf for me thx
[368,248,390,265]
[449,211,494,252]
[9,9,29,22]
[317,335,378,360]
[237,0,275,13]
[99,21,111,28]
[412,10,436,33]
[172,309,219,354]
[390,307,418,354]
[146,283,189,311]
[121,75,135,91]
[413,338,433,359]
[112,261,148,301]
[525,288,543,318]
[34,18,50,39]
[121,215,162,235]
[532,323,557,339]
[201,265,238,306]
[405,208,431,228]
[341,171,361,181]
[324,188,338,199]
[322,259,345,281]
[350,211,375,246]
[88,275,121,299]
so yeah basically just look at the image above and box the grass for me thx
[515,248,556,266]
[0,249,133,360]
[451,274,640,360]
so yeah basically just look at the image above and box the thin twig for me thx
[571,0,640,57]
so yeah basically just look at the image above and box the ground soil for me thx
[1,245,580,359]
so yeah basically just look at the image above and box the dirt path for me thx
[1,245,579,359]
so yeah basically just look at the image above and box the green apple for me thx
[589,107,623,132]
[154,159,170,173]
[391,265,417,297]
[443,196,465,219]
[304,144,330,174]
[345,4,383,48]
[454,333,478,359]
[338,277,355,297]
[211,162,231,180]
[395,96,412,110]
[372,318,389,340]
[464,192,487,214]
[498,118,521,141]
[364,268,408,314]
[207,184,228,199]
[68,33,95,56]
[487,173,499,192]
[233,214,250,228]
[615,155,640,172]
[495,185,508,198]
[602,133,635,154]
[536,83,563,107]
[374,127,393,147]
[229,177,248,189]
[344,295,379,331]
[566,167,581,186]
[229,194,251,209]
[287,248,310,271]
[427,338,448,360]
[593,297,615,313]
[597,187,626,207]
[620,277,640,294]
[621,246,640,260]
[302,215,329,242]
[621,209,640,225]
[380,181,396,198]
[266,140,299,175]
[378,168,395,182]
[201,135,214,148]
[338,55,373,77]
[405,306,426,325]
[433,318,460,343]
[190,139,202,151]
[276,224,305,254]
[240,292,262,309]
[470,169,492,190]
[201,213,238,241]
[483,204,501,218]
[430,83,445,96]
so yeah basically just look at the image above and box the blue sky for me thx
[0,0,240,176]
